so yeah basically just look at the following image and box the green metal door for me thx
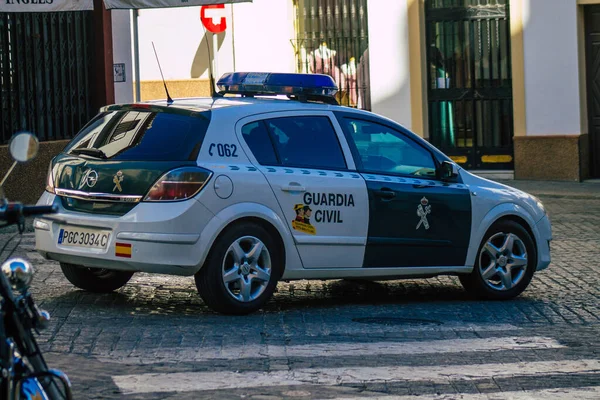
[425,0,514,170]
[0,11,94,144]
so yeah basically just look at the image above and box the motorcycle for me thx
[0,131,72,400]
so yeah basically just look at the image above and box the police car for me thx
[34,72,552,315]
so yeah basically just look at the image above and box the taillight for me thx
[45,162,55,194]
[143,167,212,202]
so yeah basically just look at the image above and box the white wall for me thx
[523,0,581,135]
[137,6,213,81]
[112,10,134,104]
[133,0,294,83]
[366,0,412,128]
[231,0,295,73]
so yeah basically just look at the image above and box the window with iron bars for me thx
[293,0,371,110]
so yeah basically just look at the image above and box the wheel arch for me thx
[466,202,540,269]
[212,216,287,279]
[192,202,301,276]
[493,214,536,250]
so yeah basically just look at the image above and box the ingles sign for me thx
[0,0,251,12]
[0,0,94,12]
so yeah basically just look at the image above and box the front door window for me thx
[342,118,437,178]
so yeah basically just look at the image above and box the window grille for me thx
[293,0,371,110]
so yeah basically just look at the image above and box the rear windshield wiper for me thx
[70,148,108,159]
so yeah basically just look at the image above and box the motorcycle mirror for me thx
[9,131,39,163]
[1,258,34,292]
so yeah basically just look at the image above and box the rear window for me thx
[65,109,211,161]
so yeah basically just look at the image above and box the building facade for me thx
[1,0,597,184]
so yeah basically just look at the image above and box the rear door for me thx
[335,111,472,268]
[236,111,368,269]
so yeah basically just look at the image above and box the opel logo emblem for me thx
[84,170,98,188]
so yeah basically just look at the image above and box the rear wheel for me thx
[459,220,536,300]
[60,263,134,293]
[195,222,282,315]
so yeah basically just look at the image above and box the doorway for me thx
[585,5,600,178]
[425,0,514,170]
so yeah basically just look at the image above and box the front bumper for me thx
[535,214,552,271]
[34,192,214,276]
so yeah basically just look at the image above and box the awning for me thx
[0,0,94,12]
[104,0,251,9]
[0,0,251,13]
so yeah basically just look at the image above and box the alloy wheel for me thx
[478,232,528,291]
[221,236,272,302]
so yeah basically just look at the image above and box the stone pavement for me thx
[0,179,599,399]
[498,179,600,199]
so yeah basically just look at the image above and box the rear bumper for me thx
[34,192,214,276]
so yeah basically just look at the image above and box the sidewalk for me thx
[495,179,600,199]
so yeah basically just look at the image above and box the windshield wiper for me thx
[70,148,107,159]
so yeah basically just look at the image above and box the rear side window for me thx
[264,116,347,170]
[241,121,279,165]
[65,110,211,161]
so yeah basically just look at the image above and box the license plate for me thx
[57,227,111,249]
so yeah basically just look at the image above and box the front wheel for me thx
[195,222,282,315]
[459,220,537,300]
[60,263,134,293]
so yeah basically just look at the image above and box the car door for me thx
[334,111,472,268]
[236,111,369,269]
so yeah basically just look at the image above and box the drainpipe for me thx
[132,9,141,102]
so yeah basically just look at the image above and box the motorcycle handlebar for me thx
[0,203,57,224]
[22,205,58,217]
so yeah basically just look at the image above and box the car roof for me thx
[146,95,343,112]
[137,95,397,125]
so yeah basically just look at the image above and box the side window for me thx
[265,116,347,170]
[341,118,437,177]
[241,121,279,165]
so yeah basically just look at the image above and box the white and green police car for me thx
[34,72,552,315]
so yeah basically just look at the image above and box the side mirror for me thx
[439,160,459,181]
[9,131,39,163]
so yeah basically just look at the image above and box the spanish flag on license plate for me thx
[115,243,132,258]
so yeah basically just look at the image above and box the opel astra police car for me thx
[34,72,552,315]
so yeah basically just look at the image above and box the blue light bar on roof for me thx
[216,72,338,99]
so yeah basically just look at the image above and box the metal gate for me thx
[0,11,94,144]
[293,0,371,110]
[585,5,600,178]
[425,0,514,170]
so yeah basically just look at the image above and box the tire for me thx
[195,222,283,315]
[459,220,537,300]
[60,263,134,293]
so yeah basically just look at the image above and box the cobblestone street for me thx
[2,180,599,399]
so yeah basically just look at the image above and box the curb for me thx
[522,192,600,200]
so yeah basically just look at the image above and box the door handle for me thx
[413,184,435,189]
[281,183,306,192]
[374,188,396,200]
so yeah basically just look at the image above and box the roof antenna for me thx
[152,41,174,105]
